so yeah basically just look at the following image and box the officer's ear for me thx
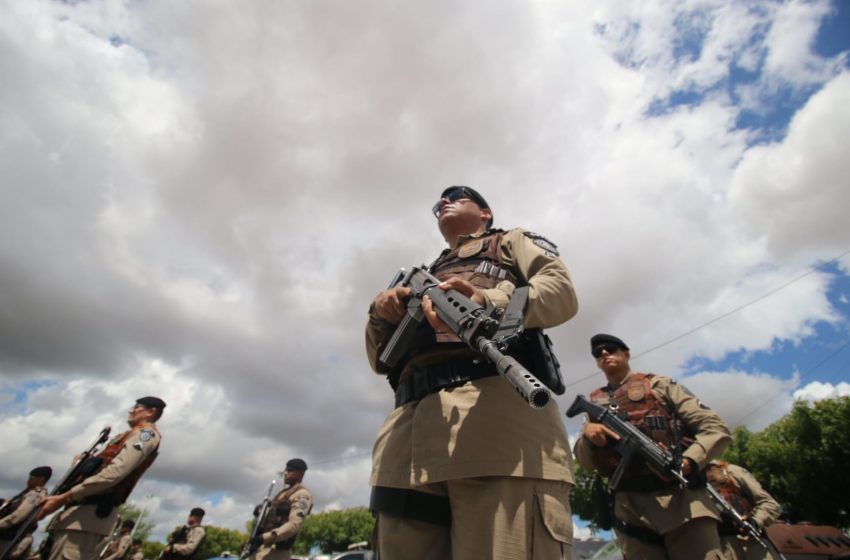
[481,208,492,224]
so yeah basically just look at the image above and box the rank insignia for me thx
[524,232,559,256]
[627,384,646,401]
[458,238,484,258]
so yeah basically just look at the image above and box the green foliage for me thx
[116,502,156,542]
[742,397,850,528]
[193,525,248,559]
[569,465,614,533]
[292,507,375,555]
[142,540,164,558]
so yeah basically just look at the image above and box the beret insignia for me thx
[523,232,559,256]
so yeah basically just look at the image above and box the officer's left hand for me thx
[422,277,485,333]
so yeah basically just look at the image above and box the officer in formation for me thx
[39,396,165,560]
[706,460,781,560]
[248,459,313,560]
[367,186,579,558]
[128,537,143,560]
[0,466,52,560]
[574,334,732,560]
[99,518,135,560]
[161,507,206,559]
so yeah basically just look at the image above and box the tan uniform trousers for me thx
[254,546,291,560]
[46,530,104,560]
[376,476,573,560]
[617,517,724,560]
[721,535,771,560]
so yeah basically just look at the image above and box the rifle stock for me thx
[378,265,550,408]
[0,427,111,560]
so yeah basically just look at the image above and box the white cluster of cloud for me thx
[1,0,848,543]
[793,380,850,402]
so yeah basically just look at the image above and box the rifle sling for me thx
[613,519,665,546]
[394,360,497,408]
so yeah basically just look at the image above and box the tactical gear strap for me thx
[370,486,451,527]
[394,360,497,407]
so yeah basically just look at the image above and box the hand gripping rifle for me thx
[240,477,278,559]
[378,265,551,409]
[566,395,787,559]
[0,426,112,560]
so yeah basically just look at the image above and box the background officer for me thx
[162,507,206,559]
[0,466,52,560]
[574,334,731,560]
[706,460,781,560]
[100,518,134,560]
[367,186,579,558]
[249,459,312,560]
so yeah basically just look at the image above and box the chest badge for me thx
[458,239,484,258]
[627,384,646,402]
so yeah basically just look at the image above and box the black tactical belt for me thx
[371,486,452,526]
[613,519,664,546]
[394,360,497,408]
[613,474,678,493]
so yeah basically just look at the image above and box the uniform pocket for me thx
[531,483,573,559]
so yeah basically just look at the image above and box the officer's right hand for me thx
[582,422,620,447]
[371,287,412,324]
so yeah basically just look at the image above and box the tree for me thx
[569,465,613,533]
[736,397,850,528]
[193,525,248,559]
[292,507,375,555]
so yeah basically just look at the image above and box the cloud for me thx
[1,0,848,541]
[793,380,850,402]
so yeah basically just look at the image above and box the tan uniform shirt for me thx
[102,531,133,560]
[55,426,161,536]
[574,373,732,535]
[169,524,205,556]
[368,228,579,487]
[261,485,312,546]
[129,551,144,560]
[0,487,47,530]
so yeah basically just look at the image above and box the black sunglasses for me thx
[592,342,623,358]
[432,187,476,218]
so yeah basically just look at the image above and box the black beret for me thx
[190,507,206,518]
[590,333,629,352]
[30,466,52,480]
[136,396,166,410]
[286,458,308,472]
[133,538,142,545]
[441,186,490,210]
[122,519,136,528]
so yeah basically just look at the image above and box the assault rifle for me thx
[378,265,551,408]
[0,426,112,560]
[240,477,278,559]
[566,395,787,559]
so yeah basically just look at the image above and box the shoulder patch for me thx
[523,232,559,256]
[139,429,154,442]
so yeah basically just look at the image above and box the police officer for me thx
[706,460,781,560]
[40,396,165,560]
[248,459,312,560]
[100,518,135,560]
[574,334,732,560]
[128,537,143,560]
[0,466,52,560]
[367,186,579,558]
[162,508,206,559]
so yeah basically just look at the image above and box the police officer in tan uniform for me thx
[100,518,134,560]
[706,460,781,560]
[367,186,579,559]
[162,508,206,559]
[0,466,52,560]
[248,459,312,560]
[39,396,165,560]
[128,537,143,560]
[574,334,732,560]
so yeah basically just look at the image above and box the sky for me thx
[1,0,849,545]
